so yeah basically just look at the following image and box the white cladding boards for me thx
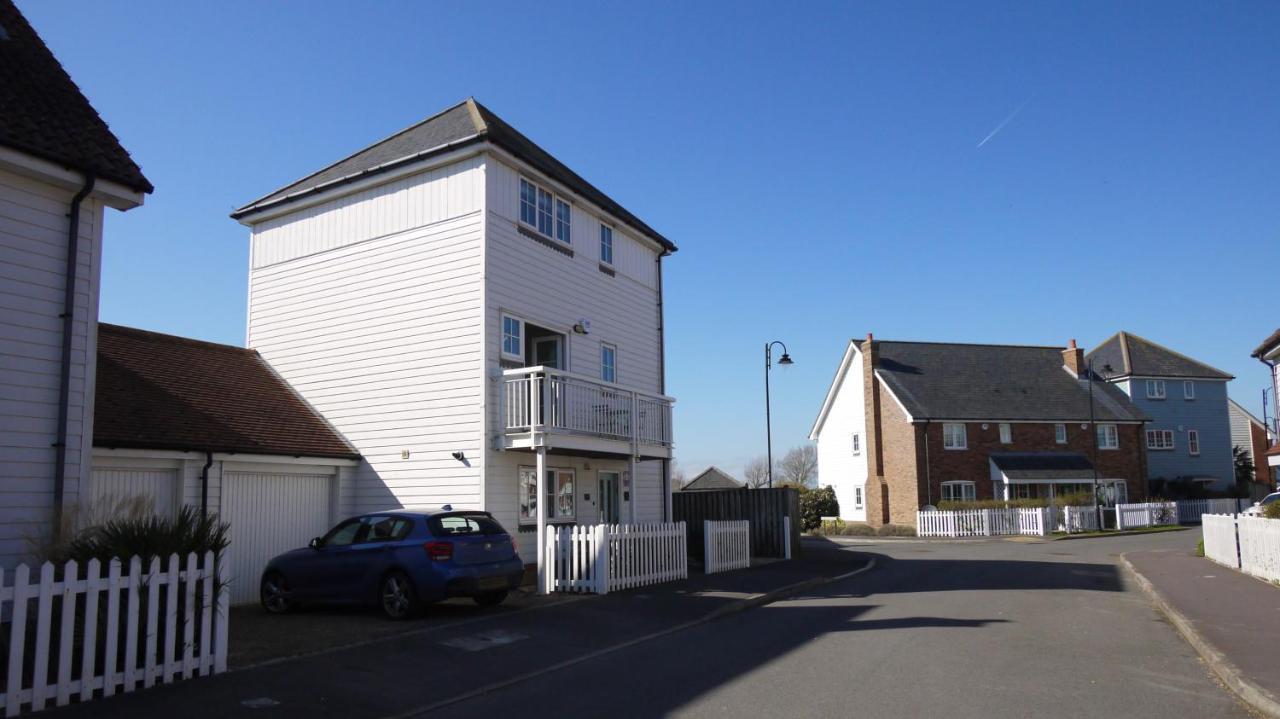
[249,156,484,269]
[485,158,660,289]
[0,167,103,569]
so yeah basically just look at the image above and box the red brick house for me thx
[810,335,1150,527]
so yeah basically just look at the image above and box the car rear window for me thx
[431,513,506,536]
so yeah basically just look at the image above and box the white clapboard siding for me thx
[221,472,332,604]
[0,168,104,570]
[704,520,750,574]
[89,468,179,518]
[544,522,687,594]
[0,553,228,716]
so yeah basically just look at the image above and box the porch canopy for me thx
[989,452,1127,502]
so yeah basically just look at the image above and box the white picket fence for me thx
[704,520,750,574]
[0,553,228,716]
[1175,498,1250,524]
[1060,505,1101,534]
[1202,514,1280,583]
[1115,502,1179,530]
[545,522,687,595]
[916,508,1049,538]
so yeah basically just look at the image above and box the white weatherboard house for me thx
[231,99,677,578]
[0,3,152,570]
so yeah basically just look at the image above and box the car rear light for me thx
[424,540,453,562]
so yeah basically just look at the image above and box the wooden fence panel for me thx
[674,488,800,560]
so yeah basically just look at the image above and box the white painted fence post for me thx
[214,554,229,674]
[595,524,610,594]
[5,564,29,718]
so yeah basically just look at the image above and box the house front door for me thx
[598,471,621,524]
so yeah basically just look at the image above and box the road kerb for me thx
[1120,554,1280,719]
[382,557,877,719]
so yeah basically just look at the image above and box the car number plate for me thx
[479,576,507,590]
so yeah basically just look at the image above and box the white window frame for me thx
[1055,423,1067,444]
[1187,429,1200,456]
[1097,423,1120,450]
[599,223,614,266]
[999,423,1012,444]
[601,343,617,384]
[501,313,525,362]
[851,432,862,456]
[1145,429,1175,450]
[941,481,977,502]
[518,466,576,524]
[1183,380,1195,400]
[1145,379,1166,399]
[942,423,967,450]
[519,176,571,244]
[854,486,864,509]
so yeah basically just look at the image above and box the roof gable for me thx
[809,340,860,439]
[0,1,152,193]
[1087,331,1232,380]
[1252,328,1280,359]
[232,98,675,252]
[682,467,741,491]
[94,324,358,459]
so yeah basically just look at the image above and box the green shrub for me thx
[1196,539,1205,557]
[796,485,840,531]
[812,521,876,537]
[55,505,230,565]
[1264,502,1280,520]
[877,524,917,537]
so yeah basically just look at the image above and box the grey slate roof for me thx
[681,467,742,491]
[232,98,676,253]
[873,340,1147,422]
[990,452,1095,480]
[1252,328,1280,359]
[0,1,152,193]
[1086,332,1232,380]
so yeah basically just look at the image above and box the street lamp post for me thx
[765,341,794,488]
[1087,358,1116,530]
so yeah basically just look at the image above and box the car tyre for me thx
[381,571,420,620]
[473,590,508,607]
[260,571,293,614]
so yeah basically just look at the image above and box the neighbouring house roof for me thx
[681,466,742,491]
[990,452,1096,480]
[1087,331,1233,380]
[94,323,359,460]
[231,98,676,253]
[872,340,1147,423]
[0,1,152,193]
[1252,328,1280,360]
[1227,398,1266,430]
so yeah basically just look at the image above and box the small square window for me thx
[943,423,967,450]
[999,423,1012,444]
[1055,423,1067,444]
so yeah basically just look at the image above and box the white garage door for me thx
[90,468,178,518]
[222,472,332,605]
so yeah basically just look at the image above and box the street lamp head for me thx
[778,353,794,366]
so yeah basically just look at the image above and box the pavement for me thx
[1125,546,1280,717]
[47,541,871,718]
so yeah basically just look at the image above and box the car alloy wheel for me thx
[261,572,292,614]
[381,572,417,620]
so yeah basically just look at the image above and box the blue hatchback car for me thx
[259,508,525,619]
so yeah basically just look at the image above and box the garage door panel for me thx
[90,468,179,518]
[223,472,332,605]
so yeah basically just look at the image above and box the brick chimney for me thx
[1063,339,1085,378]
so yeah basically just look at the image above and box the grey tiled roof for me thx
[682,467,742,491]
[1087,332,1232,380]
[990,452,1096,480]
[873,340,1147,422]
[0,1,152,193]
[1252,328,1280,359]
[233,98,675,252]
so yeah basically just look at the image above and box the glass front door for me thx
[532,336,562,369]
[598,471,621,524]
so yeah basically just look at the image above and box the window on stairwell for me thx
[854,486,864,509]
[851,432,861,456]
[941,481,976,502]
[1187,429,1200,456]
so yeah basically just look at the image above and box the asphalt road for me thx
[413,532,1251,718]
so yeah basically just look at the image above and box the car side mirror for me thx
[309,537,322,549]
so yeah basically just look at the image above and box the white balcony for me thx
[499,366,674,458]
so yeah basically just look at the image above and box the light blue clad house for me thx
[1087,332,1235,493]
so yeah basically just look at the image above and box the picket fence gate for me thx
[704,521,750,574]
[0,552,228,716]
[1175,498,1250,524]
[1114,502,1178,530]
[545,522,687,594]
[1060,505,1101,534]
[916,508,1049,538]
[1202,514,1280,583]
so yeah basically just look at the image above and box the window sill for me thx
[598,262,616,277]
[519,224,574,257]
[518,520,577,532]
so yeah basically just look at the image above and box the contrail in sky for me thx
[976,100,1029,148]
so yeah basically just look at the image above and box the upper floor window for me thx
[599,224,614,266]
[1146,429,1175,450]
[999,423,1012,444]
[519,177,568,243]
[851,432,862,456]
[1187,429,1200,456]
[941,481,976,502]
[1145,379,1166,400]
[601,343,617,383]
[501,314,524,362]
[1097,423,1120,450]
[1055,423,1068,444]
[1183,381,1195,400]
[943,423,967,450]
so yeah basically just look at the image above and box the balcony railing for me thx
[501,366,674,450]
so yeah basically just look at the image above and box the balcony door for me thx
[531,335,563,369]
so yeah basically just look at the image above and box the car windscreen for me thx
[430,513,506,536]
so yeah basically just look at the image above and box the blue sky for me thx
[21,1,1280,480]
